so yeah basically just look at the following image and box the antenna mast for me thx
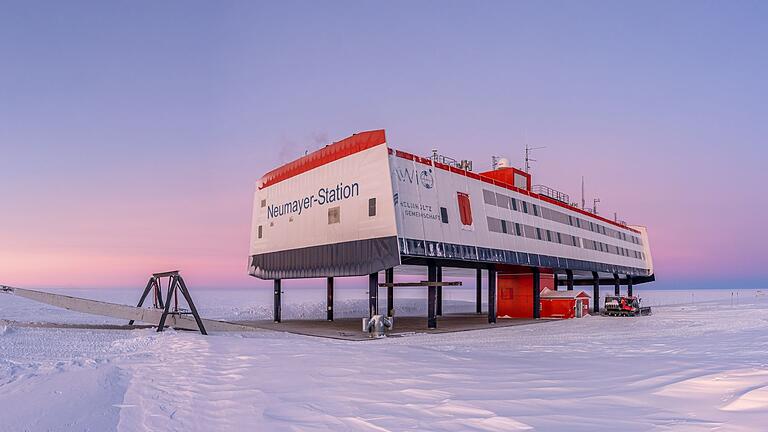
[581,176,585,210]
[593,198,601,215]
[524,144,546,173]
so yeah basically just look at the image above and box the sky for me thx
[1,1,766,290]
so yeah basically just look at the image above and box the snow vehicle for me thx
[602,295,652,317]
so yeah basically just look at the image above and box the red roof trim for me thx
[258,130,386,189]
[393,149,641,234]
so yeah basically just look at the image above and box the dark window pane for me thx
[440,207,449,223]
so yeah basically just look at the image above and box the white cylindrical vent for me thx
[496,157,510,169]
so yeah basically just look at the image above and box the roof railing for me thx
[532,184,570,204]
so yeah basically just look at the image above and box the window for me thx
[557,232,562,244]
[496,193,510,209]
[532,204,539,217]
[440,207,449,223]
[515,223,522,236]
[536,228,542,240]
[546,230,552,242]
[260,199,266,208]
[501,219,508,234]
[368,198,377,217]
[522,201,528,213]
[328,206,340,224]
[483,189,497,205]
[487,216,502,233]
[511,198,518,211]
[572,236,580,247]
[257,225,263,239]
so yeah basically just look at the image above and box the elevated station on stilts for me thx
[249,130,654,331]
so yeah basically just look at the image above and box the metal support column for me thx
[475,268,482,314]
[156,278,176,332]
[488,266,497,324]
[532,267,541,319]
[273,279,282,323]
[592,271,600,314]
[385,268,394,317]
[566,269,574,291]
[176,276,207,335]
[627,276,633,297]
[436,266,443,316]
[368,272,379,318]
[427,262,438,329]
[326,277,334,321]
[613,273,620,296]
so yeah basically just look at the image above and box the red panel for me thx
[457,192,473,226]
[541,299,575,319]
[258,130,386,190]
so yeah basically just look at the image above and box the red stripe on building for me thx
[258,129,387,189]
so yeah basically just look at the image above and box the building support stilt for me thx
[476,268,482,314]
[613,273,620,296]
[436,266,443,316]
[627,276,633,297]
[566,269,574,291]
[532,267,541,319]
[427,262,438,329]
[273,279,282,323]
[488,266,497,324]
[368,272,379,318]
[592,271,600,314]
[326,277,334,321]
[385,268,394,317]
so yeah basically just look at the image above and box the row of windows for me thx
[582,238,645,260]
[486,216,645,261]
[482,189,642,246]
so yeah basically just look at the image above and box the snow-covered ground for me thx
[1,288,767,431]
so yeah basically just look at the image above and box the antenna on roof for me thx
[581,176,586,210]
[593,197,601,215]
[524,144,546,173]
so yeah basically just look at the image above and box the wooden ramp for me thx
[0,285,257,332]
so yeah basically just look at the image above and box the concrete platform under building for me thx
[239,313,548,341]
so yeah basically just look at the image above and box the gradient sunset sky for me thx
[1,1,765,290]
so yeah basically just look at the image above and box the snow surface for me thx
[1,289,767,431]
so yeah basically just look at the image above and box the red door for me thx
[457,192,473,226]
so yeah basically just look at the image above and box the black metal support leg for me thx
[129,277,155,326]
[155,279,164,309]
[274,279,282,323]
[566,269,574,291]
[176,276,207,335]
[156,279,176,332]
[488,266,497,324]
[385,268,394,317]
[627,276,633,297]
[614,273,620,296]
[368,272,378,318]
[532,267,541,319]
[436,266,443,316]
[326,277,334,321]
[592,271,600,314]
[476,268,482,314]
[428,262,437,329]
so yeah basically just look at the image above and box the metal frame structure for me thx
[130,271,207,335]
